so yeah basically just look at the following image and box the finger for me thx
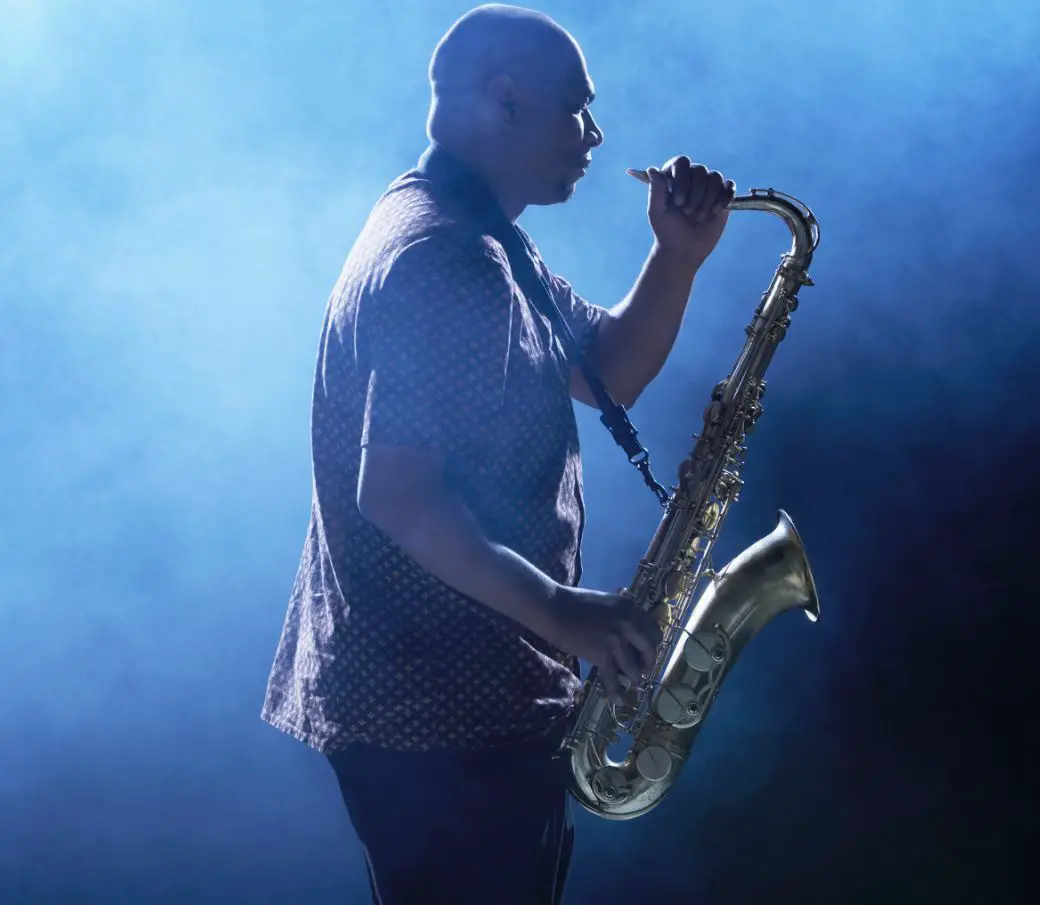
[646,166,669,217]
[712,179,737,216]
[608,635,645,689]
[597,656,624,706]
[619,620,659,670]
[681,164,709,218]
[619,593,656,628]
[697,171,725,220]
[666,156,692,207]
[632,605,665,645]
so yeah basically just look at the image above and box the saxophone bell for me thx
[567,510,819,820]
[694,508,821,634]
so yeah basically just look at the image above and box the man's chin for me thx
[532,181,578,206]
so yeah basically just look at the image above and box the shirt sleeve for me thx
[547,272,609,359]
[358,228,514,457]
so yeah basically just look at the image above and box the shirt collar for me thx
[415,143,510,230]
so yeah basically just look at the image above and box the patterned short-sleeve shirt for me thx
[261,144,609,752]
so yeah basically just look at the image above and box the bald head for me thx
[425,4,603,214]
[429,5,577,98]
[427,5,589,141]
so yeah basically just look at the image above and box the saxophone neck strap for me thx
[415,143,670,506]
[507,227,671,506]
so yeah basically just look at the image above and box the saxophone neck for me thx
[730,188,820,265]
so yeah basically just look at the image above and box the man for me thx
[261,4,735,904]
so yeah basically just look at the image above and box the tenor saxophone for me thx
[563,182,822,820]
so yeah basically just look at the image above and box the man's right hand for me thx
[545,586,663,706]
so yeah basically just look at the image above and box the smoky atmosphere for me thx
[1,1,1037,904]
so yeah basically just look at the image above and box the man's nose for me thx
[584,110,604,147]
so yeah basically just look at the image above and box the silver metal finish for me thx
[562,185,822,820]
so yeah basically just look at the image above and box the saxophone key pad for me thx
[636,746,673,783]
[653,683,704,727]
[684,630,726,671]
[591,766,630,803]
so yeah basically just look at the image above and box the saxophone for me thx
[563,183,822,819]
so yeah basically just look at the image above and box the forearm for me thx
[362,487,561,641]
[595,242,701,406]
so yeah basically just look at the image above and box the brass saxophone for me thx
[563,181,822,819]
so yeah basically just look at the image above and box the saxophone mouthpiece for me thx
[626,168,651,184]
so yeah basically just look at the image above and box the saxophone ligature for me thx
[563,172,822,820]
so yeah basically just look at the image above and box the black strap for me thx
[496,225,671,506]
[413,144,670,505]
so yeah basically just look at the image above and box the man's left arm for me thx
[571,157,736,410]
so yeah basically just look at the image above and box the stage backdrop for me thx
[2,1,1036,903]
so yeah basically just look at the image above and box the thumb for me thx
[647,166,669,217]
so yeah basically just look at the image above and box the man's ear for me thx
[486,74,518,123]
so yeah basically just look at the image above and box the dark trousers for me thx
[326,737,575,905]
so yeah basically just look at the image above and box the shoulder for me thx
[345,179,521,348]
[359,228,514,350]
[388,226,509,289]
[374,190,511,302]
[350,178,507,288]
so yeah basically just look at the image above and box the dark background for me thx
[2,0,1037,902]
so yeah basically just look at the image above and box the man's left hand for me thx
[644,156,736,266]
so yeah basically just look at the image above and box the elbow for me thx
[357,447,443,545]
[578,377,641,412]
[357,492,393,535]
[616,360,668,410]
[358,494,420,552]
[576,365,642,410]
[356,483,407,541]
[612,376,647,411]
[356,443,446,545]
[598,351,652,410]
[611,388,640,410]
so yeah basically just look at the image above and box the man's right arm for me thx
[356,441,661,703]
[357,441,562,644]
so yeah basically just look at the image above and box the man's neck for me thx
[437,139,528,222]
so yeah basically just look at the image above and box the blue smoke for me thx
[2,1,1037,902]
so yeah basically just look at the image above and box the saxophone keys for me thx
[591,766,631,803]
[650,600,674,628]
[684,630,728,671]
[698,501,721,532]
[662,570,688,600]
[654,683,702,727]
[635,746,673,783]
